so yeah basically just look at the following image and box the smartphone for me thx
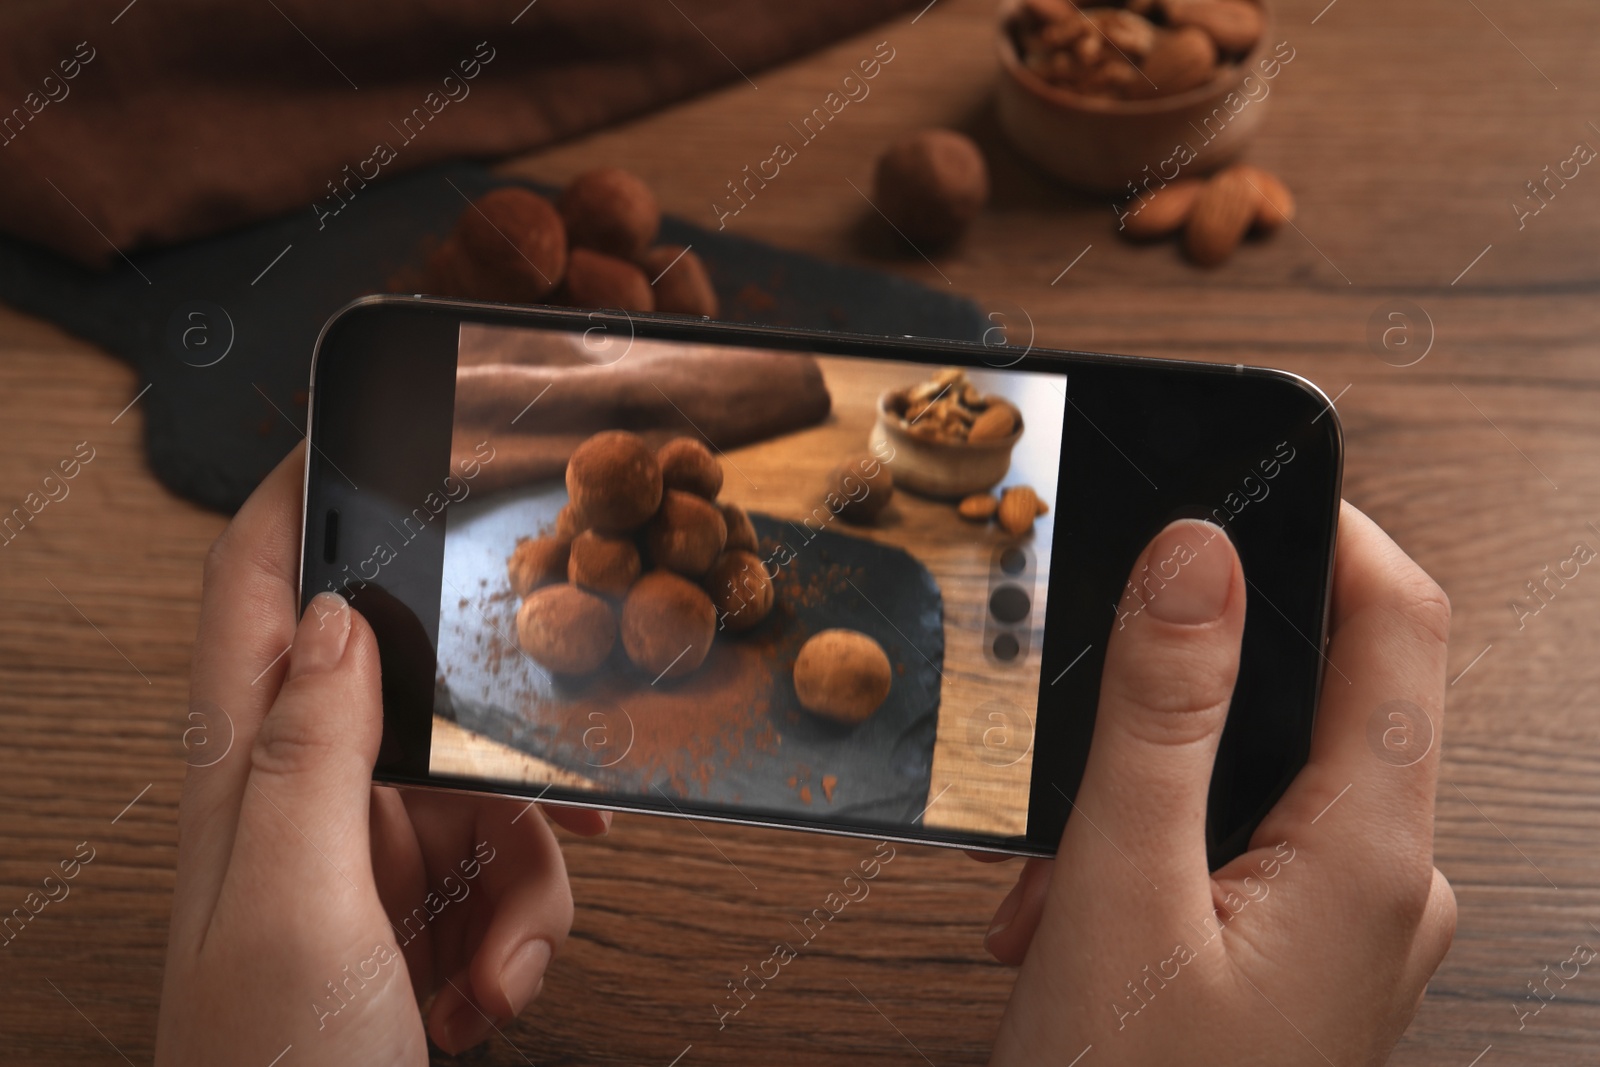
[300,295,1341,864]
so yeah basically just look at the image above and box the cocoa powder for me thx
[460,528,874,799]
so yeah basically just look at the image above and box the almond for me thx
[1089,9,1158,59]
[968,402,1018,443]
[1072,30,1103,66]
[1037,16,1092,50]
[1120,178,1205,239]
[998,487,1041,536]
[1131,26,1217,98]
[1232,164,1295,232]
[1165,0,1263,54]
[1184,168,1260,266]
[1027,49,1077,84]
[1077,54,1143,96]
[1035,496,1050,515]
[1020,0,1081,25]
[959,493,999,521]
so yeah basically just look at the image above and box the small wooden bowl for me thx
[868,391,1023,500]
[995,0,1275,193]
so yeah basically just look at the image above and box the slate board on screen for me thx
[437,499,944,828]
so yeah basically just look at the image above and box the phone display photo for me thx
[301,296,1342,862]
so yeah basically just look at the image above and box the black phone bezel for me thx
[301,295,1343,863]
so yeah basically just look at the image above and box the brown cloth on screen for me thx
[450,330,831,494]
[0,0,921,268]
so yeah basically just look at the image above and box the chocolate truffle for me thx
[657,436,723,500]
[873,129,990,249]
[422,233,473,298]
[641,245,718,317]
[555,503,584,539]
[646,489,727,577]
[706,550,774,633]
[620,571,716,680]
[793,629,892,724]
[826,454,894,525]
[566,430,662,533]
[568,530,642,599]
[516,583,616,674]
[561,248,656,312]
[507,536,571,598]
[560,167,661,260]
[720,501,759,554]
[456,187,568,301]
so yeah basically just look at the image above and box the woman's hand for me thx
[156,443,605,1065]
[986,504,1456,1066]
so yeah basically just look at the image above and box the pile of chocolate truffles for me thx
[425,168,718,316]
[510,431,773,680]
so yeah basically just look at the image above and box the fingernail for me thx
[444,999,496,1052]
[1141,521,1233,625]
[499,938,552,1015]
[289,593,350,679]
[600,810,614,832]
[985,881,1025,948]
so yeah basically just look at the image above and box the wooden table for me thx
[3,0,1598,1062]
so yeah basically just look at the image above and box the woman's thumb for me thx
[236,592,385,883]
[1063,519,1246,898]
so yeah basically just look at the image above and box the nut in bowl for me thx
[868,367,1023,499]
[995,0,1281,193]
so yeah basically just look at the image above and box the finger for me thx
[174,443,306,939]
[1254,503,1449,864]
[1061,519,1245,913]
[982,858,1052,966]
[429,964,498,1055]
[370,785,433,1001]
[963,849,1014,864]
[1403,867,1458,987]
[228,594,385,899]
[544,804,611,837]
[422,799,572,1049]
[464,804,571,1017]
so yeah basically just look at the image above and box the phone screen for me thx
[305,299,1339,860]
[430,321,1065,844]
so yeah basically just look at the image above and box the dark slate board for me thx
[440,513,944,828]
[0,163,988,513]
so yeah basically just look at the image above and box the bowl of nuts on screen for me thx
[996,0,1276,192]
[869,368,1024,499]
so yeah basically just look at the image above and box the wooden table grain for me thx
[3,0,1599,1062]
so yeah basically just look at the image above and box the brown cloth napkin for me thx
[450,325,832,493]
[0,0,921,268]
